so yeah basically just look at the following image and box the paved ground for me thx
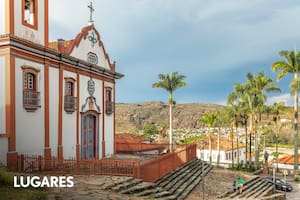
[47,175,143,200]
[285,175,300,200]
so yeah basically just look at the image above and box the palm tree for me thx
[200,112,217,164]
[152,72,187,151]
[245,72,280,169]
[270,102,285,172]
[272,50,300,171]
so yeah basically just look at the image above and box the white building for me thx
[0,0,123,170]
[196,136,247,167]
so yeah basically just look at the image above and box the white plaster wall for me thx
[70,30,110,70]
[0,137,8,165]
[0,0,5,34]
[49,67,58,157]
[104,82,114,156]
[0,57,5,133]
[15,58,44,155]
[14,0,45,45]
[79,75,103,158]
[62,71,76,158]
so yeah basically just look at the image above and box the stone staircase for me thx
[217,176,276,200]
[102,158,213,199]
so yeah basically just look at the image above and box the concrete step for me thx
[254,182,273,198]
[152,190,172,198]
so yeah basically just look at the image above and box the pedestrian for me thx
[237,177,243,194]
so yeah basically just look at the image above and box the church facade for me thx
[0,0,123,170]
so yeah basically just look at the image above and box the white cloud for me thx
[266,93,294,106]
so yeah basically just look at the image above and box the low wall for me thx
[140,144,196,182]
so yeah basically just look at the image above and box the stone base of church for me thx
[7,151,18,171]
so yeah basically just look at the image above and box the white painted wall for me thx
[49,67,58,157]
[0,137,8,165]
[0,57,6,133]
[15,58,44,155]
[79,75,103,158]
[0,0,5,34]
[14,0,45,45]
[104,82,114,156]
[197,148,246,165]
[62,71,77,158]
[70,29,111,70]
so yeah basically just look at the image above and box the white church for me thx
[0,0,123,170]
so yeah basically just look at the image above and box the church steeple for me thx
[0,0,49,46]
[88,1,95,26]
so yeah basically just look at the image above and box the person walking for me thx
[237,177,244,194]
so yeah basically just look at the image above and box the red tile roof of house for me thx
[197,135,245,151]
[277,154,300,165]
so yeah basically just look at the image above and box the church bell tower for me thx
[0,0,49,46]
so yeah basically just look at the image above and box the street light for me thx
[200,140,206,200]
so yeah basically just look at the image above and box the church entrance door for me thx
[81,114,96,159]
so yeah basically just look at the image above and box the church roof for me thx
[48,25,116,72]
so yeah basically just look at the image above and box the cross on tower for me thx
[88,1,95,23]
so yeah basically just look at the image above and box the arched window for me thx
[64,77,77,113]
[21,66,40,112]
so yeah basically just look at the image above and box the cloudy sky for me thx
[49,0,300,105]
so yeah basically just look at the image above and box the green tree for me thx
[152,72,187,150]
[272,50,300,171]
[143,124,159,136]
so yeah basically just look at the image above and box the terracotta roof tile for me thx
[278,154,300,165]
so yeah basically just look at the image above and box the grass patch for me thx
[270,152,284,157]
[294,177,300,182]
[266,144,294,149]
[0,167,47,200]
[179,136,203,144]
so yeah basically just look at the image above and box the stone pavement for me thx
[47,175,144,200]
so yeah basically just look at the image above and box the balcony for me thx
[106,101,114,115]
[23,90,41,112]
[64,96,78,113]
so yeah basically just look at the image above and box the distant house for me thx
[196,136,246,167]
[277,154,300,170]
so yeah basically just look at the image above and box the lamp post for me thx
[200,140,206,200]
[273,157,276,194]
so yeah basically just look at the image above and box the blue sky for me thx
[50,0,300,105]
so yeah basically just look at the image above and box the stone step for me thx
[135,187,164,197]
[120,182,155,194]
[111,179,142,192]
[168,162,209,194]
[253,182,273,198]
[152,190,172,198]
[217,176,260,198]
[155,158,198,185]
[156,159,199,188]
[176,165,213,200]
[101,177,134,190]
[163,160,202,191]
[243,180,270,198]
[238,178,265,198]
[229,178,261,198]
